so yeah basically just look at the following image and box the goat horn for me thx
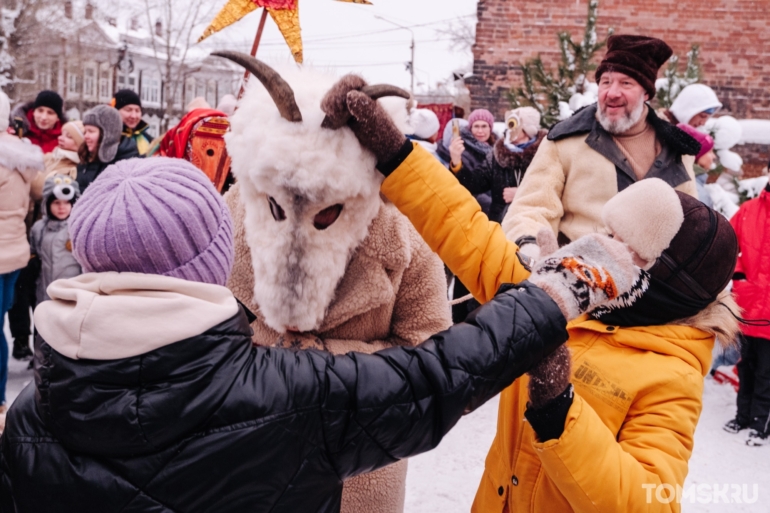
[361,84,410,101]
[321,84,410,129]
[211,50,302,123]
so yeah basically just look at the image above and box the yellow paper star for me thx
[199,0,372,64]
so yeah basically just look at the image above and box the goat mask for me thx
[216,52,409,333]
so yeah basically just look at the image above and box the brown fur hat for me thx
[595,35,672,99]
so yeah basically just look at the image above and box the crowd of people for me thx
[0,32,767,513]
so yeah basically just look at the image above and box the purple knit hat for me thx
[69,158,234,286]
[467,109,495,128]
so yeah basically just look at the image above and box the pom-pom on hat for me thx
[467,108,495,128]
[595,35,673,99]
[676,123,714,161]
[602,178,738,301]
[69,157,234,286]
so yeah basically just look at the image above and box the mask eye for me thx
[507,117,519,130]
[54,178,62,184]
[313,204,343,230]
[268,196,286,221]
[63,178,71,184]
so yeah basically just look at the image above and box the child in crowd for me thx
[31,121,84,202]
[29,174,82,305]
[724,174,770,446]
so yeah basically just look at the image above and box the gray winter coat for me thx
[30,176,81,302]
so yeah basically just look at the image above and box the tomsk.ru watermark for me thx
[643,483,759,504]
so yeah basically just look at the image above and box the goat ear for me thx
[211,51,302,123]
[321,84,410,129]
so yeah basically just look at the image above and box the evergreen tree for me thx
[507,0,612,126]
[654,44,702,109]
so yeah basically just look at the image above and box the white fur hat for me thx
[0,90,9,133]
[669,84,722,125]
[506,107,541,138]
[601,178,684,266]
[410,108,440,139]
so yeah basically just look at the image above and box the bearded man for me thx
[503,35,700,258]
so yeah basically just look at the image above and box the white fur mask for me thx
[226,66,406,333]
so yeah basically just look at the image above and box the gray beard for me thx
[597,99,646,134]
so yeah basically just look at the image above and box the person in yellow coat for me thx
[320,76,742,513]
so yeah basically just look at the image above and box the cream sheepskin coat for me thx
[503,105,698,245]
[225,183,452,513]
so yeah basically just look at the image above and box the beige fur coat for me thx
[225,183,452,513]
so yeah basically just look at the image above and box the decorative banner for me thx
[199,0,371,64]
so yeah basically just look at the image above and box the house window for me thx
[37,63,51,90]
[141,72,160,106]
[83,64,96,98]
[67,67,80,97]
[206,79,217,107]
[99,65,112,100]
[185,77,196,107]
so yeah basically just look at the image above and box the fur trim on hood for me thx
[0,133,44,178]
[34,272,238,360]
[676,290,741,348]
[492,130,546,169]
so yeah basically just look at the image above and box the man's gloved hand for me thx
[320,75,409,170]
[526,228,638,432]
[528,228,639,321]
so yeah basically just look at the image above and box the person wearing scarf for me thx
[111,89,153,156]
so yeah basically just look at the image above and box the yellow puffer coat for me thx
[381,144,739,513]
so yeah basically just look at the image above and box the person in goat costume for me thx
[215,52,452,513]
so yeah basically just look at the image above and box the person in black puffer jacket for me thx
[453,107,546,224]
[0,158,636,513]
[76,105,139,193]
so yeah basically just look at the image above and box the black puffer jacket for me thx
[76,137,140,192]
[456,131,546,223]
[0,282,567,513]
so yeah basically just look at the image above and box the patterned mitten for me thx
[528,231,639,321]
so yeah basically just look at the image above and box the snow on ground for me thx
[5,319,769,511]
[405,378,770,512]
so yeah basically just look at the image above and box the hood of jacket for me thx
[32,273,248,458]
[34,272,239,361]
[0,133,44,179]
[40,173,80,219]
[570,290,739,376]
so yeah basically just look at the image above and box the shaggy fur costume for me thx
[225,183,452,513]
[225,65,446,513]
[225,68,410,333]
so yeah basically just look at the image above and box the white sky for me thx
[200,0,478,93]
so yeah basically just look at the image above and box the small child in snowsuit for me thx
[725,177,770,446]
[29,174,82,304]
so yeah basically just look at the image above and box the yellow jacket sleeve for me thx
[501,137,566,244]
[380,143,531,304]
[534,374,703,513]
